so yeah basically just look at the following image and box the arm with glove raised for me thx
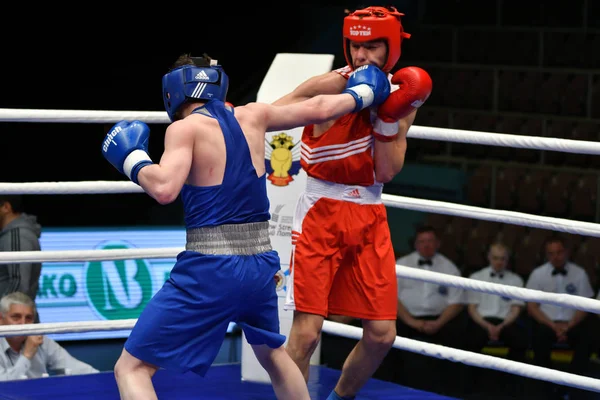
[373,66,432,182]
[272,70,349,106]
[263,65,390,131]
[101,120,194,204]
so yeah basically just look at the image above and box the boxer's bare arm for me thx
[272,71,348,106]
[373,110,417,182]
[242,92,357,133]
[136,121,194,204]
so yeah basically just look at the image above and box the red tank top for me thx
[300,109,375,186]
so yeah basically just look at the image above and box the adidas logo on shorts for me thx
[195,70,210,80]
[343,188,362,199]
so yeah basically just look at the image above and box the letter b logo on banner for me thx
[85,241,153,320]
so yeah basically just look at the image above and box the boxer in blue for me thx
[101,53,390,400]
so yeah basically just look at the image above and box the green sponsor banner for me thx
[37,241,174,320]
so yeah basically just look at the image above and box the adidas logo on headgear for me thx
[195,70,210,80]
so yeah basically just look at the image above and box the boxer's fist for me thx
[102,120,154,184]
[342,65,390,112]
[373,67,432,142]
[379,67,432,122]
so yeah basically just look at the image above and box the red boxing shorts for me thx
[284,177,397,320]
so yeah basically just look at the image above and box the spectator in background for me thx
[0,196,42,306]
[526,235,595,398]
[385,225,467,395]
[395,225,466,346]
[467,242,528,362]
[465,242,528,397]
[0,292,99,381]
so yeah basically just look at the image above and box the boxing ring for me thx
[2,98,600,397]
[0,365,453,400]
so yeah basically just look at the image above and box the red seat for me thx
[537,73,563,114]
[562,74,588,116]
[514,171,549,214]
[527,228,554,255]
[497,70,521,111]
[543,172,579,217]
[438,229,462,266]
[466,165,493,207]
[591,76,600,119]
[545,120,575,165]
[412,108,449,155]
[572,238,600,288]
[424,213,453,232]
[494,166,527,210]
[513,234,545,279]
[564,122,599,168]
[569,174,598,221]
[448,217,477,243]
[450,112,493,158]
[497,223,528,249]
[472,220,502,244]
[462,229,490,276]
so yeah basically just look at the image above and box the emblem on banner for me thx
[265,132,301,186]
[85,241,153,320]
[274,269,291,293]
[274,269,285,290]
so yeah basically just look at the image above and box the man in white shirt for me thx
[395,225,466,343]
[467,242,528,362]
[526,236,595,398]
[0,291,99,381]
[386,225,467,395]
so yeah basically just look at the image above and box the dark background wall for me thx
[2,0,600,280]
[2,2,600,395]
[0,2,417,227]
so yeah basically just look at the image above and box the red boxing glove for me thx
[373,67,432,142]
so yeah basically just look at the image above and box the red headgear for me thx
[343,6,411,73]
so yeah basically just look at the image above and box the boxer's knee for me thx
[114,348,157,382]
[287,313,324,359]
[362,319,396,353]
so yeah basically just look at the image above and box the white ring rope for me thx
[0,181,143,195]
[322,321,600,393]
[2,108,600,156]
[381,194,600,238]
[1,317,598,393]
[0,248,182,263]
[395,265,600,314]
[1,246,599,317]
[1,180,598,240]
[409,125,600,155]
[0,319,137,336]
[3,108,600,392]
[0,109,170,124]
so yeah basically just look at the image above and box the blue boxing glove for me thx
[342,65,390,113]
[101,120,154,185]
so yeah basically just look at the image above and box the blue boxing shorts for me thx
[124,249,284,377]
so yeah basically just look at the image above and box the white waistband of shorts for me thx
[305,177,383,204]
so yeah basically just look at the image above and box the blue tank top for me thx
[180,100,270,228]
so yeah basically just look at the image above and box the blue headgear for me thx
[162,58,229,122]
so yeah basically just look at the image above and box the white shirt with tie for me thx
[396,251,465,317]
[468,266,524,319]
[525,261,594,321]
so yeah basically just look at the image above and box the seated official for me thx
[467,242,528,362]
[395,226,467,346]
[526,236,595,375]
[381,226,467,396]
[525,236,596,399]
[0,292,99,381]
